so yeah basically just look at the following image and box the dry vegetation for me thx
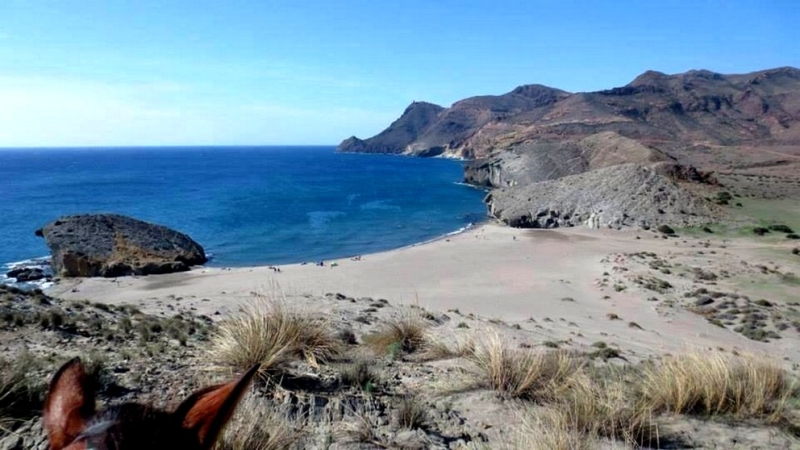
[208,296,341,380]
[469,334,799,448]
[469,333,578,401]
[363,313,429,358]
[515,407,601,450]
[0,352,48,433]
[208,298,799,448]
[396,394,428,430]
[2,283,799,449]
[214,394,304,450]
[639,352,794,420]
[337,358,381,391]
[335,409,384,447]
[549,369,653,445]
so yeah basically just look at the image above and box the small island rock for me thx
[36,214,207,278]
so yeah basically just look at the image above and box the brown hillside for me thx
[338,67,800,164]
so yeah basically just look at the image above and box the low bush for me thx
[656,225,675,235]
[397,395,428,430]
[209,297,340,380]
[338,359,381,392]
[753,227,770,236]
[768,224,794,234]
[363,315,428,358]
[639,352,794,420]
[468,334,577,400]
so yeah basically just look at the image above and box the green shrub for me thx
[656,225,675,235]
[753,227,770,236]
[768,224,794,234]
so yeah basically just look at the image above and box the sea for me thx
[0,146,487,287]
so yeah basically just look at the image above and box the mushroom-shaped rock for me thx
[36,214,207,277]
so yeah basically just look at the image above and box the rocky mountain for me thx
[338,67,800,229]
[338,67,800,160]
[339,101,445,156]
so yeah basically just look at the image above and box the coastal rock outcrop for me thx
[486,164,721,230]
[463,131,672,188]
[35,214,207,278]
[6,267,47,282]
[338,101,446,155]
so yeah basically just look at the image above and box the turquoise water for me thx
[0,146,487,269]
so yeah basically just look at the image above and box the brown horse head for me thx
[43,357,258,450]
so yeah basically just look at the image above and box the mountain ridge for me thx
[338,66,800,160]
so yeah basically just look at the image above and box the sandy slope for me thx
[46,223,800,365]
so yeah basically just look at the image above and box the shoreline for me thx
[2,219,488,289]
[45,222,800,365]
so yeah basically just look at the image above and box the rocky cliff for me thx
[339,101,445,155]
[338,67,800,228]
[36,214,207,277]
[486,163,721,230]
[463,131,671,188]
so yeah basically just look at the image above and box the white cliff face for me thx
[463,159,508,188]
[585,212,601,230]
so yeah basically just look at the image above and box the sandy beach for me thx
[46,222,800,364]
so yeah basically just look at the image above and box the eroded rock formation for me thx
[36,214,207,277]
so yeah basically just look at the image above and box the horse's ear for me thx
[44,357,96,450]
[174,364,259,449]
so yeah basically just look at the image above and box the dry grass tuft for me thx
[214,394,303,450]
[209,297,340,379]
[420,335,475,361]
[363,315,428,358]
[516,407,598,450]
[515,350,797,448]
[397,395,428,430]
[336,409,383,446]
[639,351,795,420]
[469,333,578,400]
[553,369,656,445]
[338,359,381,392]
[0,352,47,433]
[513,368,658,449]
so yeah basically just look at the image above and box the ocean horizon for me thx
[1,146,487,279]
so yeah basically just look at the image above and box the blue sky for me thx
[0,1,797,146]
